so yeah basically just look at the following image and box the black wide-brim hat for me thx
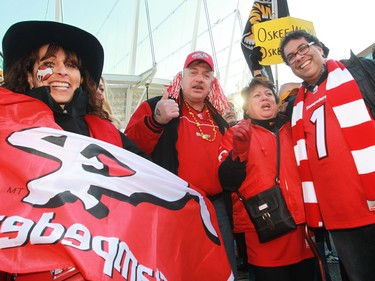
[2,20,104,85]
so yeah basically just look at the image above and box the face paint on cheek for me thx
[36,65,54,82]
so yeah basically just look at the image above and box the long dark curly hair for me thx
[3,44,109,120]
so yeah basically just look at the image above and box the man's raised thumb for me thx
[161,90,170,100]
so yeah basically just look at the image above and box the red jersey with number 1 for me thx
[301,81,375,229]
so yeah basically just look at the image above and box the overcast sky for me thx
[1,0,373,93]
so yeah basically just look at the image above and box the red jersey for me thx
[176,104,223,196]
[126,99,223,196]
[301,81,375,229]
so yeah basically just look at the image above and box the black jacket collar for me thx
[26,86,90,135]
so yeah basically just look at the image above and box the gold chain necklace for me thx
[183,99,217,142]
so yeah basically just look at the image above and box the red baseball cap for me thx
[184,51,214,71]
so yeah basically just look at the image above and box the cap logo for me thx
[192,52,209,59]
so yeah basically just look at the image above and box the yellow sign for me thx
[254,16,316,65]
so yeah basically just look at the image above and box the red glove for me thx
[232,119,251,162]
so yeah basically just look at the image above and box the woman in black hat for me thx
[1,20,147,158]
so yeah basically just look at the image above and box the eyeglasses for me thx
[286,42,315,65]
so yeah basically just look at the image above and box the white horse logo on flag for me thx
[7,127,220,244]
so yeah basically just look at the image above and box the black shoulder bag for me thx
[236,127,296,243]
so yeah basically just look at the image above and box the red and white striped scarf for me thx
[292,59,375,227]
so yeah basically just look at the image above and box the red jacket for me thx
[84,114,122,147]
[219,121,306,231]
[218,120,313,266]
[126,97,227,196]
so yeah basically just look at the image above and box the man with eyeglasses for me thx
[280,29,375,281]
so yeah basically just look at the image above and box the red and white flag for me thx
[0,88,233,281]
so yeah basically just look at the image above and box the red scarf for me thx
[292,59,375,227]
[84,114,122,147]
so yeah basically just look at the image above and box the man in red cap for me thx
[125,51,239,279]
[183,50,215,70]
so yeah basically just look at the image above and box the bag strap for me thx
[274,121,281,185]
[236,188,247,202]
